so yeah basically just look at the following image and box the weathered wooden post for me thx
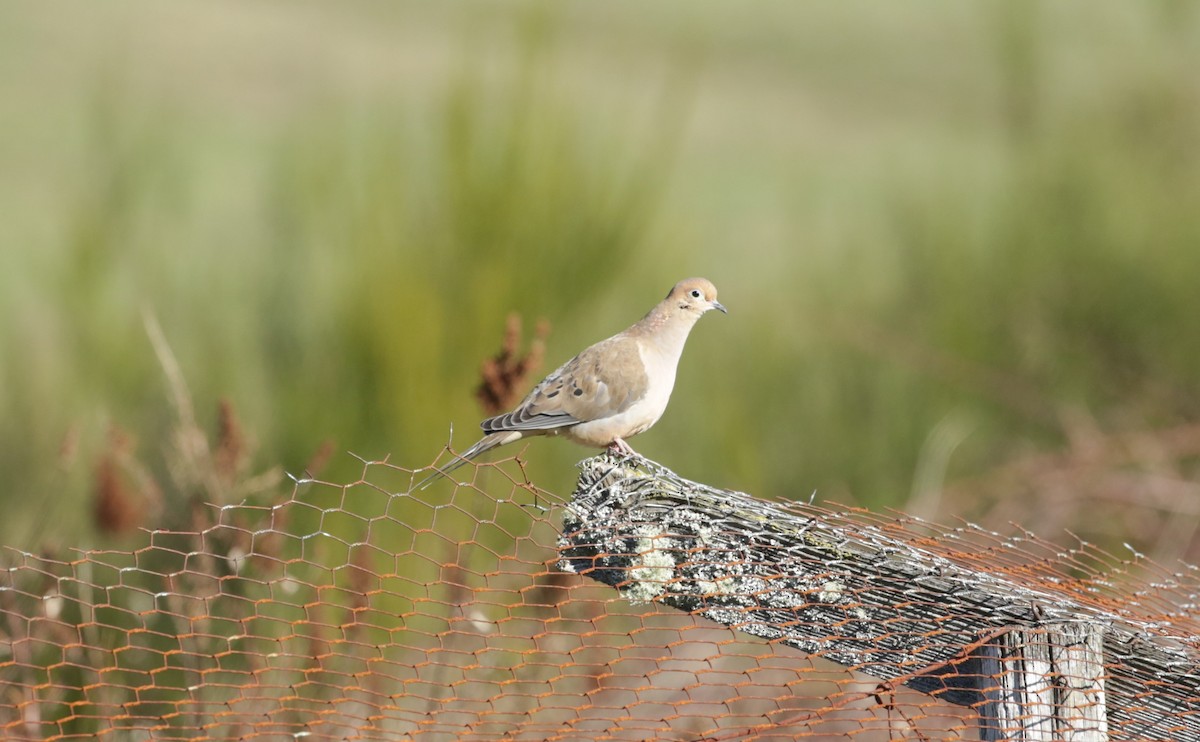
[557,452,1197,740]
[972,623,1108,740]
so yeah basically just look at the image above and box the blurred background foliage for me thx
[2,0,1200,561]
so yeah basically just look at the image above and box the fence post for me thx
[558,452,1196,741]
[973,623,1107,741]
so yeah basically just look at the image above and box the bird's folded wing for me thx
[481,336,649,433]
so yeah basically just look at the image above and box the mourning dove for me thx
[416,277,726,489]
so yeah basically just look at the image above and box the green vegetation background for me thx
[3,0,1200,563]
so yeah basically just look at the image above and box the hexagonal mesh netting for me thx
[2,450,1198,740]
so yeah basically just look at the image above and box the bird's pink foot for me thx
[608,438,636,456]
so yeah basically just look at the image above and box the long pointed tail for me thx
[411,431,521,491]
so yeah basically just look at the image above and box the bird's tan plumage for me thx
[481,335,648,433]
[415,277,725,489]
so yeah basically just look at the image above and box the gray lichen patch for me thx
[624,525,679,603]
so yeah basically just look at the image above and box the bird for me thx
[415,277,727,490]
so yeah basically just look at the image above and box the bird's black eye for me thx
[689,289,702,299]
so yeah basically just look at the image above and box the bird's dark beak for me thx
[712,301,728,314]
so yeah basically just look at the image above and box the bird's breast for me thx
[634,340,680,419]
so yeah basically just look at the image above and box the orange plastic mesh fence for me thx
[1,452,1197,740]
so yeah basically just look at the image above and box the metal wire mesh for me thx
[2,450,1197,740]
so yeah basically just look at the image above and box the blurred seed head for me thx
[475,313,550,416]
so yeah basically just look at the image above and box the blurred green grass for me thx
[2,0,1200,560]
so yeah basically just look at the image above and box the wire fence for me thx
[2,448,1198,740]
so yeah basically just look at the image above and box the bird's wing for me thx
[481,335,650,433]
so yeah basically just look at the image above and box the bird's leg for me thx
[608,438,636,456]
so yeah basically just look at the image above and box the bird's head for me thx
[666,277,727,318]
